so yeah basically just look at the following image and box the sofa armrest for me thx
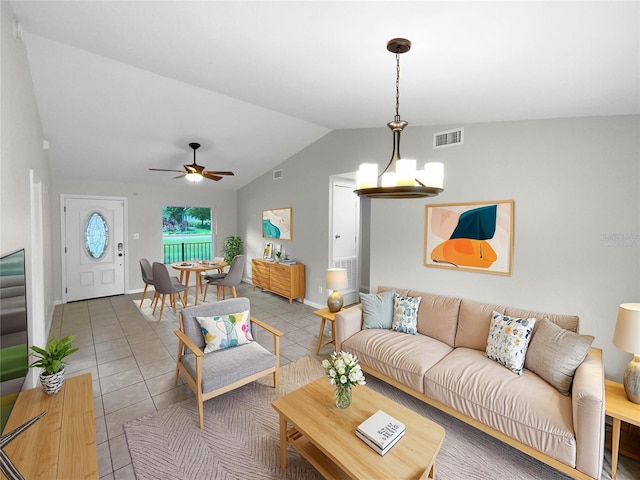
[572,347,605,479]
[335,304,363,351]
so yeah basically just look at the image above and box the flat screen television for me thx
[0,248,29,433]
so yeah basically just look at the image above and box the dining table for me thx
[171,260,227,305]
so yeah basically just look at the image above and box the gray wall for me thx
[1,1,55,387]
[50,177,238,299]
[238,115,640,381]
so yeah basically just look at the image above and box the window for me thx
[85,212,109,259]
[162,206,213,263]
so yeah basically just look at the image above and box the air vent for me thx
[273,169,283,180]
[433,128,464,149]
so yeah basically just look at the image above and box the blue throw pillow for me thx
[360,290,395,329]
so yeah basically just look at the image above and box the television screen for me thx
[0,249,29,433]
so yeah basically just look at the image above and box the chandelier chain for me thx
[395,53,401,121]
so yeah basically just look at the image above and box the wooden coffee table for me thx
[272,377,445,479]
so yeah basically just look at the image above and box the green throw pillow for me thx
[361,290,395,329]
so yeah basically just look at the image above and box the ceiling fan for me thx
[149,142,234,182]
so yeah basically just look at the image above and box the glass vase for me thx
[334,384,352,409]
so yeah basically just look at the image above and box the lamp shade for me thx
[326,268,348,291]
[613,303,640,354]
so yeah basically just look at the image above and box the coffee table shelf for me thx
[287,428,351,480]
[273,377,445,480]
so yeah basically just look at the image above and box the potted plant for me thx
[29,335,78,395]
[275,250,282,263]
[223,236,243,265]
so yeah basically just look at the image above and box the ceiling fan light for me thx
[185,172,203,182]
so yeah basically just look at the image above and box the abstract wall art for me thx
[262,207,292,241]
[424,200,514,275]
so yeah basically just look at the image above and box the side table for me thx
[605,379,640,480]
[313,307,339,355]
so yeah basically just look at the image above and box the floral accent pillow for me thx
[391,294,421,334]
[196,310,253,354]
[485,312,536,375]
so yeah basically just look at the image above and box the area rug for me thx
[125,356,621,480]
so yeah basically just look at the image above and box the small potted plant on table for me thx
[29,335,78,395]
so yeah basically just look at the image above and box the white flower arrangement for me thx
[322,351,366,388]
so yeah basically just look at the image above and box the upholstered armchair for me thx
[174,297,282,429]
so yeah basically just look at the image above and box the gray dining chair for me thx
[139,258,157,308]
[203,255,245,302]
[152,262,189,321]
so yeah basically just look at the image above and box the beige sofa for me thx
[335,286,605,480]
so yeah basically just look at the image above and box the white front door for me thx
[62,196,126,302]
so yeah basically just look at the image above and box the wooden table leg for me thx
[315,318,327,355]
[279,415,287,470]
[612,417,621,480]
[194,273,201,305]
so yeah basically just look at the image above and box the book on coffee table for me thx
[356,428,405,456]
[356,410,406,451]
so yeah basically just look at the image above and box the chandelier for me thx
[355,38,444,199]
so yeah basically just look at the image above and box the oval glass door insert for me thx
[85,212,109,259]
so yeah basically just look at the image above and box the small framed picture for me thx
[263,242,273,259]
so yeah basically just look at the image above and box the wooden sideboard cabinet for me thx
[252,258,305,304]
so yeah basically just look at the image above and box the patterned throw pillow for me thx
[392,294,421,334]
[486,312,536,375]
[196,311,253,354]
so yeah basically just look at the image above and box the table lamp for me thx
[326,268,348,313]
[612,303,640,404]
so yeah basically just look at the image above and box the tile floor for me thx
[49,282,330,480]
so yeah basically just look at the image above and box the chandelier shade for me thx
[355,38,444,199]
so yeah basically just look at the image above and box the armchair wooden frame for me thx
[174,313,283,429]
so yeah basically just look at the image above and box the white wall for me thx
[1,1,55,387]
[50,177,237,299]
[238,115,640,381]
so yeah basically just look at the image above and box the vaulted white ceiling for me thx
[10,1,640,190]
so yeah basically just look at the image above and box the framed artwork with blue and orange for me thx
[424,200,514,275]
[262,207,292,241]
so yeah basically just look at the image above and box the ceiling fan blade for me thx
[184,164,205,174]
[173,174,186,179]
[203,170,234,176]
[202,172,223,181]
[149,168,184,173]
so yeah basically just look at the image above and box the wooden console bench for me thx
[1,372,98,479]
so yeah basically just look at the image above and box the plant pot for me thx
[40,366,65,395]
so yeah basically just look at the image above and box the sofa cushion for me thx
[361,290,395,329]
[524,318,595,395]
[392,293,421,334]
[455,299,506,351]
[425,348,576,467]
[196,311,253,354]
[407,292,461,348]
[485,312,536,375]
[504,307,579,333]
[342,329,452,393]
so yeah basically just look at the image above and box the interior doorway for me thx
[329,176,360,307]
